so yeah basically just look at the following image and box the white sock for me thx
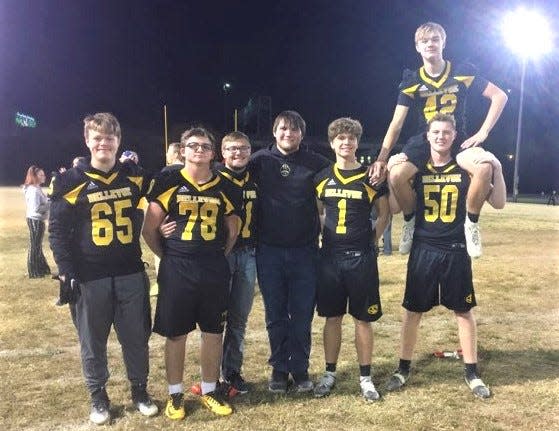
[201,381,217,395]
[168,383,183,395]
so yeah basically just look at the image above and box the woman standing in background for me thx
[23,165,50,278]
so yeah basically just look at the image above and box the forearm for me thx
[478,87,508,136]
[142,228,164,258]
[48,201,76,275]
[224,215,240,255]
[378,126,401,162]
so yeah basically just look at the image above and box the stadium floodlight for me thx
[501,8,553,202]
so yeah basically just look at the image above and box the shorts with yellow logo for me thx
[403,241,476,313]
[317,249,382,322]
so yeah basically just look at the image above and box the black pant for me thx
[27,218,50,278]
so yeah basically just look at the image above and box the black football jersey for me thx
[413,159,470,249]
[397,61,488,137]
[147,168,239,255]
[315,164,387,252]
[48,161,149,281]
[215,164,258,248]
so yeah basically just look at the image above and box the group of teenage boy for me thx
[47,22,508,425]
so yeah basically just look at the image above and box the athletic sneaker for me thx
[314,371,336,398]
[360,376,380,401]
[399,215,415,254]
[165,392,185,420]
[293,372,314,393]
[225,372,250,395]
[200,390,233,416]
[294,379,314,393]
[464,218,482,258]
[131,383,158,417]
[385,369,410,392]
[465,375,491,399]
[90,387,110,425]
[268,370,289,394]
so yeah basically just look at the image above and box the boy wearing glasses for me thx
[142,127,241,420]
[216,131,258,395]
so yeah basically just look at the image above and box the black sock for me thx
[399,359,411,374]
[359,364,371,377]
[464,363,478,380]
[326,362,337,373]
[467,212,479,223]
[404,212,415,222]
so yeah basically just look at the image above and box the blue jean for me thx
[256,243,318,376]
[221,246,257,378]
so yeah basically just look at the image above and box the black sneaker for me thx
[292,372,314,393]
[131,383,159,417]
[225,372,250,395]
[268,370,289,394]
[90,387,110,425]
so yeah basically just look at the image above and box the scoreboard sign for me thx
[15,112,37,128]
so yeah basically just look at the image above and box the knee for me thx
[471,162,492,182]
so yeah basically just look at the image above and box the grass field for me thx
[0,186,558,431]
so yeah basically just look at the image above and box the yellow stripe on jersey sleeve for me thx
[63,182,87,205]
[156,186,179,213]
[364,184,377,204]
[454,75,475,88]
[402,83,421,97]
[127,176,144,190]
[220,191,235,215]
[316,178,329,198]
[137,196,148,211]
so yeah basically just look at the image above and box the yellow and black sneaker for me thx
[200,389,233,416]
[165,392,185,420]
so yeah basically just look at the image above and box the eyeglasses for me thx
[185,142,213,152]
[224,145,251,153]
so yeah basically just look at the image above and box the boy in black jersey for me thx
[217,131,258,394]
[371,22,508,259]
[142,127,240,419]
[48,113,158,425]
[187,131,257,396]
[385,113,506,399]
[314,118,389,401]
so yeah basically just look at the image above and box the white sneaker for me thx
[465,218,482,258]
[132,384,159,417]
[360,376,380,401]
[314,371,336,398]
[90,388,110,425]
[399,215,415,254]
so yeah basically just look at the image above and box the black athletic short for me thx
[153,252,230,337]
[402,132,468,168]
[317,249,382,322]
[403,241,476,313]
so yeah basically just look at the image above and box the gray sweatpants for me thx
[70,271,152,393]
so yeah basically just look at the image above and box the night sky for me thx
[1,0,558,192]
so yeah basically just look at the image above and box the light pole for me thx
[223,82,232,132]
[511,59,526,202]
[501,8,552,202]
